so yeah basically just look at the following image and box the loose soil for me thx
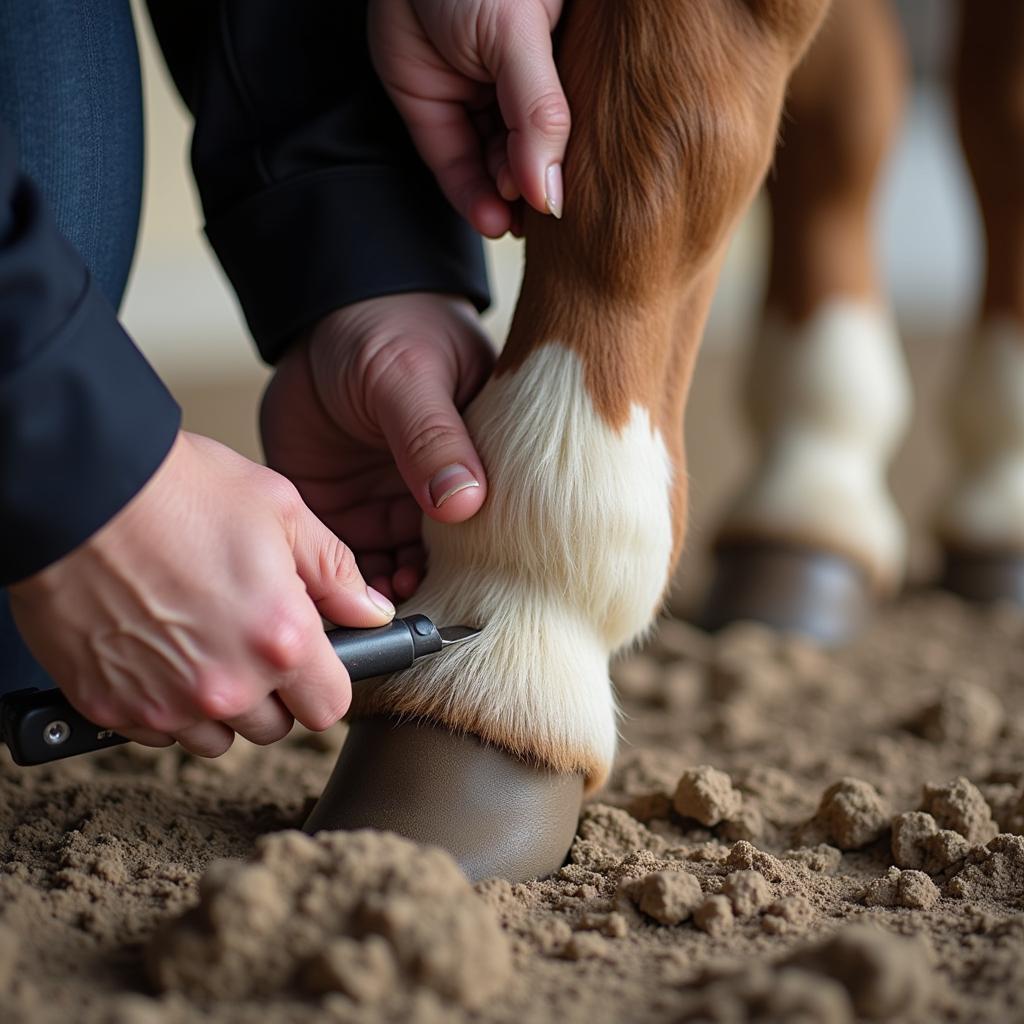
[4,592,1024,1023]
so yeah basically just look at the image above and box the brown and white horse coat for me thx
[354,0,828,790]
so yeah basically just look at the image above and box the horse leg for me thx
[940,4,1024,602]
[702,0,911,645]
[307,0,828,880]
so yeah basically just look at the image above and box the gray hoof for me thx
[698,541,873,647]
[305,716,583,883]
[941,548,1024,605]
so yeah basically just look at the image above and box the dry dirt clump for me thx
[761,894,814,935]
[623,870,702,925]
[677,922,933,1023]
[862,866,941,909]
[890,810,971,873]
[911,680,1004,747]
[724,840,786,881]
[570,803,668,869]
[804,777,891,850]
[693,895,735,936]
[786,923,933,1019]
[782,843,843,874]
[945,834,1024,901]
[680,965,855,1023]
[672,765,742,826]
[721,869,773,917]
[146,829,510,1009]
[920,777,999,845]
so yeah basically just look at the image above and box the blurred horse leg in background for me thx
[940,4,1024,603]
[701,0,912,646]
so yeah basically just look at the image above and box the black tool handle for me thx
[1,688,127,766]
[2,615,444,766]
[326,613,442,681]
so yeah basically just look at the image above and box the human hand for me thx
[260,293,496,603]
[7,432,395,756]
[368,0,568,237]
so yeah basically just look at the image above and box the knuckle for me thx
[255,606,317,673]
[360,339,436,401]
[525,92,571,138]
[404,419,465,466]
[319,537,361,590]
[137,706,192,734]
[136,709,168,733]
[261,470,303,517]
[211,693,257,722]
[194,667,261,719]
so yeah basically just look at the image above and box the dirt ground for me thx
[6,335,1024,1023]
[4,593,1024,1024]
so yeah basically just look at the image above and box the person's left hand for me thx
[368,0,568,239]
[260,293,496,603]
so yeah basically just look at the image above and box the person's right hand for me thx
[7,431,395,756]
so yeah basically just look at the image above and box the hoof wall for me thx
[698,542,873,647]
[941,550,1024,605]
[304,716,584,883]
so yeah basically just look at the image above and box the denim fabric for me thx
[0,0,143,693]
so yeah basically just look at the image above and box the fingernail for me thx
[429,463,480,508]
[545,163,563,219]
[367,587,396,618]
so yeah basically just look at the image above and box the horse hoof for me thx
[304,716,584,883]
[698,542,873,647]
[940,549,1024,605]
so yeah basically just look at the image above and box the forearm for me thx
[0,128,180,585]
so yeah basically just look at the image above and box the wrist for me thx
[9,431,190,600]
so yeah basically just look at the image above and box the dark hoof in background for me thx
[304,716,584,883]
[941,549,1024,605]
[698,542,874,648]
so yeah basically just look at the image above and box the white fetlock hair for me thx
[352,343,675,792]
[721,301,911,590]
[941,318,1024,551]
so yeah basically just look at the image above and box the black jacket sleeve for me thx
[0,126,181,586]
[146,0,491,365]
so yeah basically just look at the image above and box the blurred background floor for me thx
[120,0,969,609]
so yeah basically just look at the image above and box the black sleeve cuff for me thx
[0,277,181,585]
[205,166,491,365]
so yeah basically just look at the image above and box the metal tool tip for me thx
[438,624,482,646]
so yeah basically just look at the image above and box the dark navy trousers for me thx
[0,0,143,692]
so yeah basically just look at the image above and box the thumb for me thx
[289,501,396,626]
[493,5,571,218]
[374,357,488,524]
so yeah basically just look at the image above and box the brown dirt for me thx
[4,594,1024,1023]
